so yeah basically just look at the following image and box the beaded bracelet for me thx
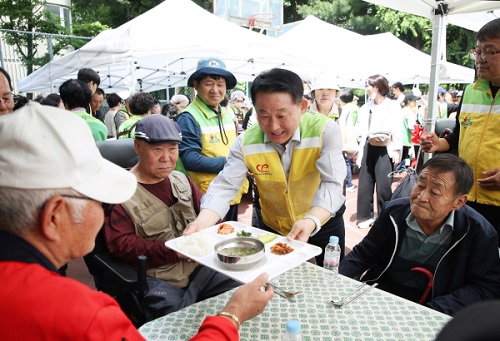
[217,311,241,329]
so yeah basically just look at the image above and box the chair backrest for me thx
[435,118,455,137]
[434,118,458,155]
[96,139,139,168]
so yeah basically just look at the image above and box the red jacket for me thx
[0,231,236,340]
[190,316,239,341]
[0,261,144,340]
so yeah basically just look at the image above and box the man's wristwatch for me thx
[302,215,321,237]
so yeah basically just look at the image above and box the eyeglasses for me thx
[469,49,500,61]
[38,194,95,211]
[0,94,17,106]
[61,194,115,215]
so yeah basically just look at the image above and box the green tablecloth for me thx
[139,262,451,340]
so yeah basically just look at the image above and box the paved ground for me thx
[67,171,405,289]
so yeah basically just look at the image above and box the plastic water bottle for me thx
[282,319,303,341]
[323,236,341,274]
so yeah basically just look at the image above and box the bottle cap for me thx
[329,236,339,244]
[286,319,301,333]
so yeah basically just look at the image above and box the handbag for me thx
[367,109,391,147]
[368,131,392,147]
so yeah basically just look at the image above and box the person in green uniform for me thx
[59,79,108,142]
[117,92,154,139]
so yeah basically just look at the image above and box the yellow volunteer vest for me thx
[183,97,248,204]
[459,79,500,206]
[242,111,328,235]
[120,171,198,288]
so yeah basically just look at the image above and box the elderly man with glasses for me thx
[0,104,273,341]
[0,67,16,116]
[421,17,500,244]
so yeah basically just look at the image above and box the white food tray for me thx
[166,221,322,283]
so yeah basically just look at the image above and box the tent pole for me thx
[424,2,448,163]
[129,59,136,95]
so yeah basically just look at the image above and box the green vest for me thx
[402,107,416,147]
[437,101,448,118]
[242,111,328,235]
[73,110,108,142]
[120,171,198,288]
[182,96,248,204]
[117,115,143,139]
[459,79,500,205]
[230,104,244,124]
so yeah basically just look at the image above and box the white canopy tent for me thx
[362,0,500,155]
[277,15,474,87]
[19,0,479,96]
[276,16,366,87]
[18,0,311,95]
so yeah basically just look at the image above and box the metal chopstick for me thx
[335,283,378,308]
[332,282,367,306]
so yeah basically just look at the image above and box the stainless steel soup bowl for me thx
[214,237,265,270]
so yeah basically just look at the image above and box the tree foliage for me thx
[71,0,164,28]
[374,6,432,52]
[0,0,68,74]
[296,0,377,34]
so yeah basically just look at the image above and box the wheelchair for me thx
[84,138,148,327]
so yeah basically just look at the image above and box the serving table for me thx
[139,262,451,340]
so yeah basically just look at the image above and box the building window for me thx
[45,5,71,28]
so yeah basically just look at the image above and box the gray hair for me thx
[170,94,189,105]
[0,187,88,236]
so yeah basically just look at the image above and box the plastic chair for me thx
[96,138,139,168]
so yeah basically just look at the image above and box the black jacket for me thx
[340,198,500,315]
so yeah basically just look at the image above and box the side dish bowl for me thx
[214,237,265,270]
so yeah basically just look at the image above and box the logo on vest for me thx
[209,134,221,143]
[255,163,271,175]
[461,116,472,129]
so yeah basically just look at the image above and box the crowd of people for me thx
[1,16,500,341]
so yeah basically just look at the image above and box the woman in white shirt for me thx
[356,75,403,229]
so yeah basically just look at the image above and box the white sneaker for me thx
[357,218,375,229]
[346,185,356,192]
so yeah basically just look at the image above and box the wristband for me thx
[302,214,321,237]
[217,311,240,329]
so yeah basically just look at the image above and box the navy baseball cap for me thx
[135,115,182,144]
[187,57,237,89]
[404,93,420,102]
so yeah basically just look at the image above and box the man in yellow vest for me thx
[185,68,347,265]
[421,17,500,244]
[176,57,248,222]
